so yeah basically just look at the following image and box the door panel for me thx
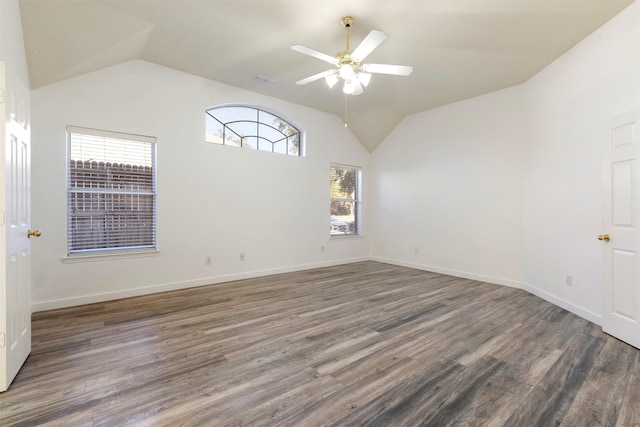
[612,161,634,227]
[603,110,640,349]
[1,61,32,392]
[612,249,635,321]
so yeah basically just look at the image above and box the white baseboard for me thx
[521,282,603,326]
[31,256,370,312]
[372,256,603,326]
[33,256,604,328]
[370,256,524,289]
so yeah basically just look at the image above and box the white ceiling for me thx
[18,0,634,151]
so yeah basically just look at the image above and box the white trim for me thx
[372,256,603,325]
[66,125,156,143]
[31,256,370,312]
[330,235,363,240]
[331,162,362,171]
[370,256,523,289]
[62,250,160,263]
[521,282,603,326]
[35,255,604,328]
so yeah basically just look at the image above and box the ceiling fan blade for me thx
[351,30,387,62]
[296,69,337,85]
[291,45,338,65]
[362,63,413,76]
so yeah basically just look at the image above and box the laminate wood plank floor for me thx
[2,261,640,426]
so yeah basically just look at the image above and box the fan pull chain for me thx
[344,94,348,128]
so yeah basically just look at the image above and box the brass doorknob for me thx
[597,234,610,242]
[27,230,42,238]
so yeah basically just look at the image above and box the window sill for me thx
[62,250,160,264]
[330,234,363,240]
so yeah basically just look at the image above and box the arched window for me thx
[205,105,303,156]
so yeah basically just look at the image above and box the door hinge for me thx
[0,89,4,104]
[0,332,5,348]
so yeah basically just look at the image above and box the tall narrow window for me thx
[330,164,361,236]
[67,126,157,255]
[205,105,303,156]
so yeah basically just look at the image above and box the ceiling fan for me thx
[291,16,413,96]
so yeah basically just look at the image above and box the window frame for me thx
[205,104,305,156]
[330,163,362,237]
[66,125,158,257]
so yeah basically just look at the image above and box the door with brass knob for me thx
[601,109,640,350]
[1,61,33,392]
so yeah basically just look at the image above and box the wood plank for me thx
[563,336,637,425]
[503,332,605,425]
[616,346,640,426]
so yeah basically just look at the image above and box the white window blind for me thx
[67,126,157,255]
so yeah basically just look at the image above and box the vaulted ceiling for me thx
[18,0,634,151]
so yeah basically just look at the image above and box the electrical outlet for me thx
[565,275,573,287]
[205,256,212,265]
[321,246,325,253]
[240,253,245,262]
[414,247,419,255]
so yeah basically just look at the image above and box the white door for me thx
[602,109,640,349]
[0,61,34,392]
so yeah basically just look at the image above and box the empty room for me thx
[1,0,640,425]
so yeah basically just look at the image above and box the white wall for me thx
[22,0,640,321]
[0,0,30,90]
[30,60,370,310]
[522,1,640,323]
[371,1,640,324]
[370,87,525,287]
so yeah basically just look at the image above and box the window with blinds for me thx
[330,164,361,236]
[67,126,157,255]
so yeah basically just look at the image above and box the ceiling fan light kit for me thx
[325,73,340,88]
[357,72,371,87]
[292,16,413,96]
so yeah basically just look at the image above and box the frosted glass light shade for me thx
[357,72,371,87]
[343,80,355,94]
[325,74,340,88]
[339,64,355,80]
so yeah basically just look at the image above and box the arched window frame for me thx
[205,104,305,157]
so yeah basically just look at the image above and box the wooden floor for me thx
[2,261,640,426]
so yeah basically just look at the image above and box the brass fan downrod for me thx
[341,16,354,54]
